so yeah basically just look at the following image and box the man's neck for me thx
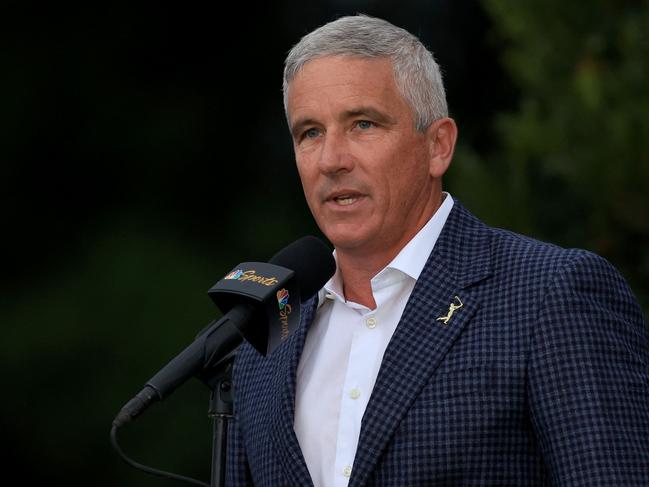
[333,190,448,309]
[335,253,386,309]
[335,224,425,309]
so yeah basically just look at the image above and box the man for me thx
[227,15,649,486]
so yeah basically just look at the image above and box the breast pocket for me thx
[421,364,525,402]
[395,365,529,451]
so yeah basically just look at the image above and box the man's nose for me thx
[317,130,355,174]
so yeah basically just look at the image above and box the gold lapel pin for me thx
[436,295,463,325]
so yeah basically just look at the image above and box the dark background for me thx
[2,1,647,485]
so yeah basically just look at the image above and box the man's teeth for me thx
[335,196,356,206]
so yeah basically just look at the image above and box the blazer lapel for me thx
[267,297,318,486]
[350,202,492,486]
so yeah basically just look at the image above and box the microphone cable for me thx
[110,424,209,487]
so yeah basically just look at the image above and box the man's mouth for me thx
[333,195,359,206]
[324,189,366,209]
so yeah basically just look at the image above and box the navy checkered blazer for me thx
[226,200,649,486]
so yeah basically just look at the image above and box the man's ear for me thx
[426,117,458,178]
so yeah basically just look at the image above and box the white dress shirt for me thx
[294,193,454,487]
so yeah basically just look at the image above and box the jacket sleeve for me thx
[528,250,649,485]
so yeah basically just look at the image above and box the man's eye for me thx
[356,120,375,130]
[304,128,320,139]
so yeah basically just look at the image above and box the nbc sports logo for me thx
[276,289,289,310]
[224,270,244,280]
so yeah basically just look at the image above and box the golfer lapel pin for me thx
[436,295,463,324]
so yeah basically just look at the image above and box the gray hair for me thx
[283,14,448,131]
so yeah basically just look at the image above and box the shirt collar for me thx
[318,192,454,307]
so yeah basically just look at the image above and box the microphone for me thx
[112,236,335,428]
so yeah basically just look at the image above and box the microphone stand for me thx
[202,352,236,487]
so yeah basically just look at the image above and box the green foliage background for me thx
[449,0,649,309]
[1,1,646,486]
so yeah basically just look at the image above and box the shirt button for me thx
[350,388,361,400]
[365,316,377,329]
[343,465,352,477]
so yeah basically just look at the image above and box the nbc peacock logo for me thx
[276,289,290,310]
[224,269,244,280]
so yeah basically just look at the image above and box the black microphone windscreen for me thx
[269,236,335,302]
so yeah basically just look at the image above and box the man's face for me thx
[287,56,440,256]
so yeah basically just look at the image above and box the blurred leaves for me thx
[449,0,649,309]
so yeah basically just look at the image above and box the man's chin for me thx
[323,230,374,254]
